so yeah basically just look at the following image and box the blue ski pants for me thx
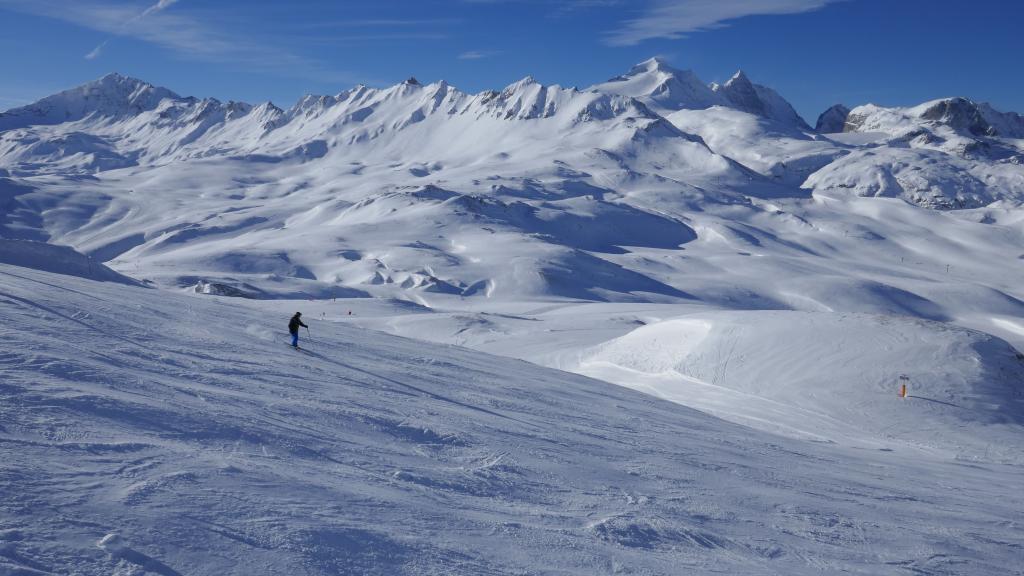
[291,332,299,347]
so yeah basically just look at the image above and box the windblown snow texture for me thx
[2,264,1023,575]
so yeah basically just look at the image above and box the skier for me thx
[288,312,308,349]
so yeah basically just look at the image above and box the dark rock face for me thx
[816,104,851,133]
[711,71,811,130]
[717,71,765,117]
[920,98,994,137]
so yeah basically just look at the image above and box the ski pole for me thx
[305,326,313,343]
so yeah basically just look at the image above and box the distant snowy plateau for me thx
[1,59,1023,574]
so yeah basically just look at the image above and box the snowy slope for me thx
[2,263,1024,575]
[577,310,1024,458]
[0,238,139,285]
[665,106,840,185]
[308,297,1024,458]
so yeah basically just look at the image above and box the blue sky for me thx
[1,0,1021,123]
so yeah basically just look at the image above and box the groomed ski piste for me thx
[2,246,1023,574]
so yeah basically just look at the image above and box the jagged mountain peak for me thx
[0,72,181,130]
[484,76,658,122]
[90,71,163,91]
[595,58,722,112]
[629,56,678,75]
[714,70,763,114]
[711,70,811,131]
[599,59,808,131]
[256,101,283,114]
[619,58,704,87]
[725,70,752,86]
[504,76,541,91]
[55,72,180,110]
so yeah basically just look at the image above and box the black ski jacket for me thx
[289,315,308,334]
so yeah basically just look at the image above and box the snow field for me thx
[1,264,1023,574]
[577,311,1024,459]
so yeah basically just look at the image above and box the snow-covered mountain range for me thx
[2,58,1022,303]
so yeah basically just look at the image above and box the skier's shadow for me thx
[114,548,183,576]
[910,396,963,409]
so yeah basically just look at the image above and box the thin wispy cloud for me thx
[84,0,179,59]
[458,0,621,21]
[550,0,621,14]
[293,18,460,30]
[85,40,108,60]
[457,50,500,60]
[606,0,842,46]
[297,32,450,46]
[460,0,619,7]
[0,0,365,85]
[140,0,178,18]
[279,16,455,44]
